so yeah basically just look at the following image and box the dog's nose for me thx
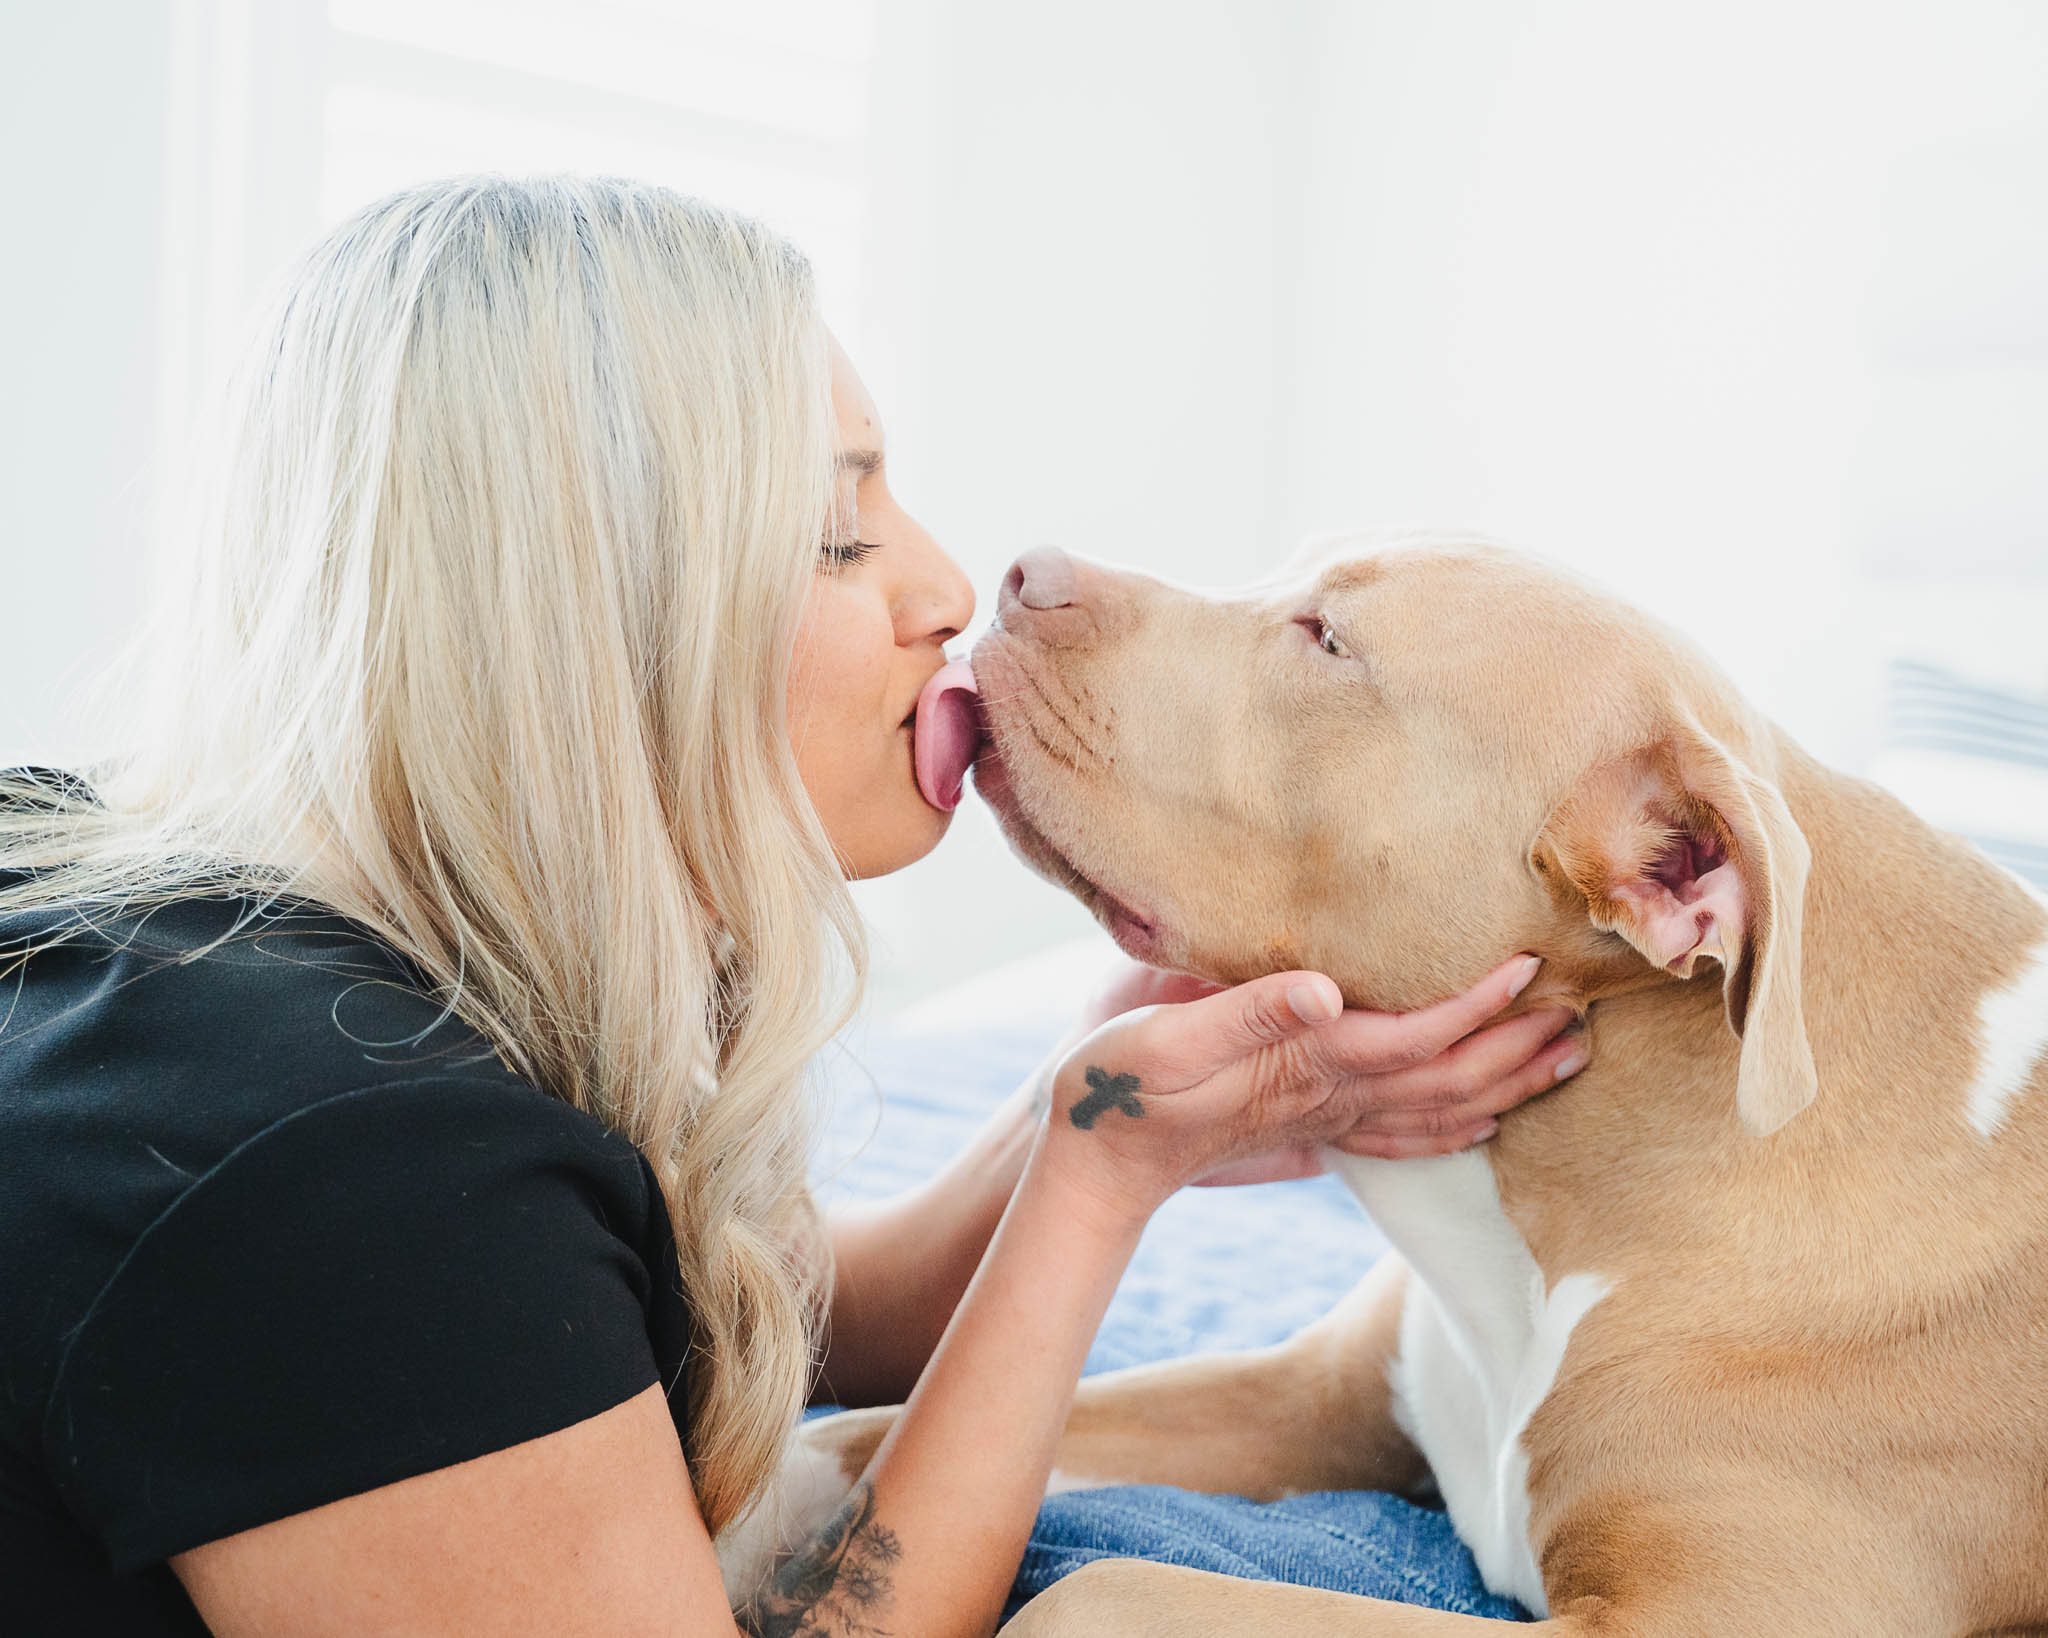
[1004,546,1078,611]
[996,545,1129,649]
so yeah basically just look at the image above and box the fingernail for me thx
[1507,955,1542,998]
[1554,1049,1587,1082]
[1287,980,1341,1024]
[1472,1120,1499,1142]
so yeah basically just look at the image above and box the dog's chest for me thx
[1322,1149,1610,1618]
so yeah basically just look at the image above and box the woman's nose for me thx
[898,535,976,645]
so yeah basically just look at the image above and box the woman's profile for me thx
[0,176,1582,1636]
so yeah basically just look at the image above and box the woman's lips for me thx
[911,658,982,811]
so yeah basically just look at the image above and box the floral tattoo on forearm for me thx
[1068,1065,1144,1129]
[741,1480,903,1638]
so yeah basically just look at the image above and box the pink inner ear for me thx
[1613,829,1749,974]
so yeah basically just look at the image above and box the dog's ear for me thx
[1533,718,1816,1136]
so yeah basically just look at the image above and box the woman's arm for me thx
[756,1136,1136,1638]
[173,1383,721,1638]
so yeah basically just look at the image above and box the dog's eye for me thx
[1293,613,1356,661]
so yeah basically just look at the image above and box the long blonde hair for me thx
[0,175,862,1534]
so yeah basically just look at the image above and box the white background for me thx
[5,1,2046,1014]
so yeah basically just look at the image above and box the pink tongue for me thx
[912,659,982,812]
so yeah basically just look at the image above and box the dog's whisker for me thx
[1033,683,1107,772]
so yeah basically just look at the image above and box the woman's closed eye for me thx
[821,539,881,571]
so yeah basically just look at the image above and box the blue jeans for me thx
[1008,1487,1532,1624]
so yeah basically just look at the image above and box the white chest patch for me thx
[1323,1148,1611,1617]
[1966,928,2048,1139]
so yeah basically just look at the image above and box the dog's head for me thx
[970,532,1816,1136]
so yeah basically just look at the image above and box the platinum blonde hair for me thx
[0,175,862,1535]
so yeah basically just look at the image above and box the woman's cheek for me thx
[789,582,865,728]
[786,577,909,821]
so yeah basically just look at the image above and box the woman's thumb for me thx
[1200,970,1342,1056]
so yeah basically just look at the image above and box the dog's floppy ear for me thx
[1534,717,1817,1136]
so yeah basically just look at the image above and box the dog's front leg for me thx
[1044,1250,1425,1500]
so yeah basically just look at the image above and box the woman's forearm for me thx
[815,1077,1043,1406]
[746,1132,1140,1638]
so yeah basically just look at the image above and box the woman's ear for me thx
[1532,717,1817,1136]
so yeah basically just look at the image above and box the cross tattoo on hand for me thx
[1069,1065,1144,1129]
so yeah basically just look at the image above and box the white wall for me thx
[0,5,171,766]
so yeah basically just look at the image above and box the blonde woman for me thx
[0,177,1581,1637]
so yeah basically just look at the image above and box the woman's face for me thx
[787,340,976,878]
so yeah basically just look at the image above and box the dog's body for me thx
[734,538,2048,1635]
[1323,762,2048,1633]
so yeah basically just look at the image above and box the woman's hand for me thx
[1038,955,1582,1221]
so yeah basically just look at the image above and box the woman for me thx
[0,178,1580,1636]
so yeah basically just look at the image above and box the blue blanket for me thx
[814,1014,1530,1622]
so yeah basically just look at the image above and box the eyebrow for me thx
[836,448,883,477]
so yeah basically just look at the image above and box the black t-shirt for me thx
[0,872,695,1634]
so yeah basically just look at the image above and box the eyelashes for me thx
[820,540,881,570]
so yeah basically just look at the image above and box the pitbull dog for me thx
[744,534,2048,1637]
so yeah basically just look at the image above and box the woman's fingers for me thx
[1359,1005,1574,1113]
[1333,1028,1586,1145]
[1306,953,1545,1076]
[1049,956,1573,1193]
[1135,969,1341,1079]
[1103,956,1540,1093]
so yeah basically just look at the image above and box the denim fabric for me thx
[1007,1487,1531,1624]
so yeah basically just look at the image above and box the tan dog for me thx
[746,534,2048,1637]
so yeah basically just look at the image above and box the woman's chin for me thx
[841,792,956,881]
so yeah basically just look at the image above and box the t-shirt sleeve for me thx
[42,1076,678,1572]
